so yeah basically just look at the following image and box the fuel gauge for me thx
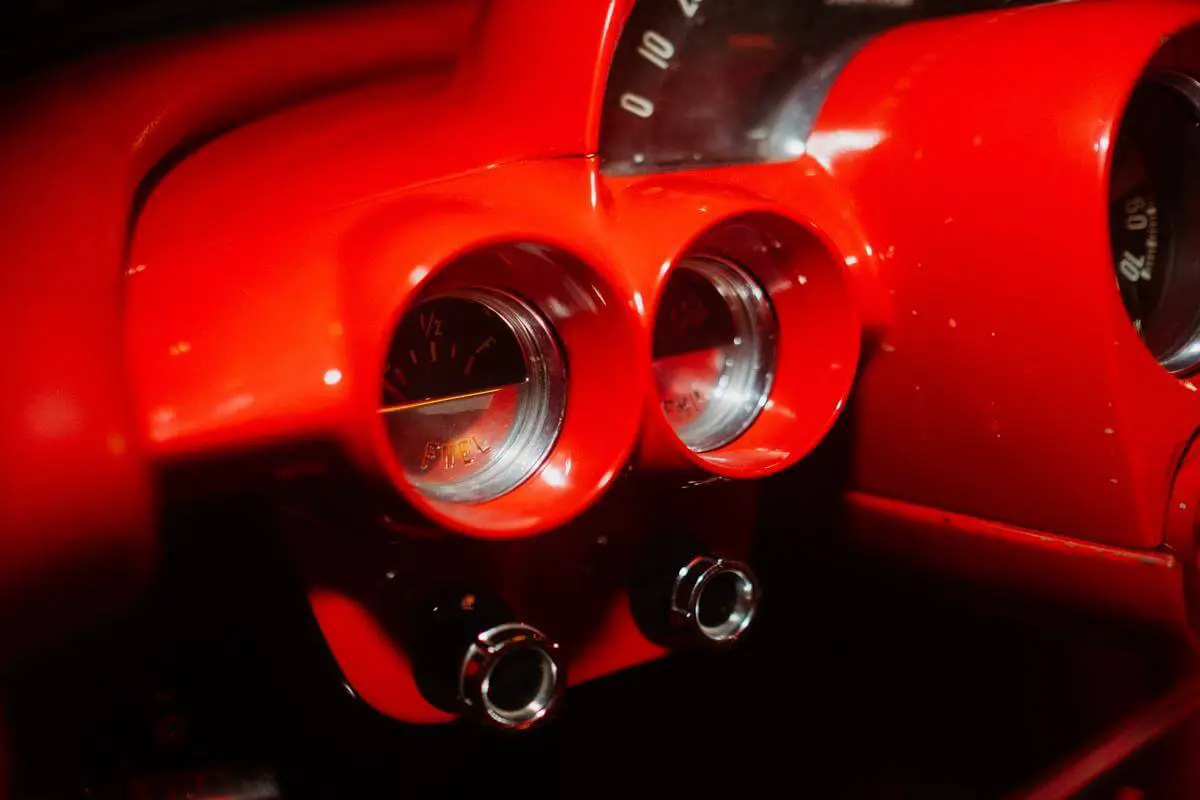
[652,258,777,452]
[381,289,566,503]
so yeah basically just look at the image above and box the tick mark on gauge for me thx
[409,349,418,365]
[450,342,457,359]
[475,337,497,355]
[430,340,438,363]
[464,356,475,376]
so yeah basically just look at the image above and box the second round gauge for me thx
[381,289,566,503]
[652,257,777,452]
[1109,71,1200,374]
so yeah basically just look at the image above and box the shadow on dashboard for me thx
[0,421,1179,799]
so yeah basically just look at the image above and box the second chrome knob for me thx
[413,594,565,731]
[631,547,762,648]
[670,556,760,646]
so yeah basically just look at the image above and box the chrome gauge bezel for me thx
[655,257,778,453]
[398,288,567,504]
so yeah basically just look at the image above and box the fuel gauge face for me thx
[652,258,776,452]
[381,290,566,503]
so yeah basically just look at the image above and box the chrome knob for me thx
[413,594,565,731]
[459,622,564,730]
[670,556,760,645]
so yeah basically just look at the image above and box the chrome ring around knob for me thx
[670,557,760,645]
[458,622,565,730]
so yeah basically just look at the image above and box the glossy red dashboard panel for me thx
[127,117,861,723]
[816,1,1200,553]
[0,0,482,656]
[3,0,1200,728]
[114,0,873,722]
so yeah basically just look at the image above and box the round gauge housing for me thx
[1110,71,1200,374]
[380,289,566,503]
[652,257,777,452]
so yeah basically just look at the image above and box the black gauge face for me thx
[1109,73,1200,374]
[383,297,526,407]
[1110,134,1167,343]
[654,266,739,358]
[652,258,775,452]
[381,291,566,503]
[599,0,1051,175]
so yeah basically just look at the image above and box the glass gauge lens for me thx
[599,0,1052,175]
[381,290,566,503]
[652,258,776,452]
[1110,72,1200,374]
[1110,140,1165,337]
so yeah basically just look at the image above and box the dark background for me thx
[0,424,1178,798]
[0,0,371,83]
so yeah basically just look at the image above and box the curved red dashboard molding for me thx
[130,145,868,536]
[660,213,860,477]
[0,0,482,657]
[348,214,645,539]
[812,2,1200,551]
[604,175,864,477]
[844,491,1191,632]
[129,1,634,260]
[128,136,868,720]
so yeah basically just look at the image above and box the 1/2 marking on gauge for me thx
[420,311,443,338]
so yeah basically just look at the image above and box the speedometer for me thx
[599,0,1051,175]
[1109,71,1200,375]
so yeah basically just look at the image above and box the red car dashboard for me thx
[3,0,1200,792]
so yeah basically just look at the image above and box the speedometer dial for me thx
[1109,71,1200,374]
[599,0,1052,175]
[381,290,566,503]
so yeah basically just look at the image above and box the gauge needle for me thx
[377,382,523,414]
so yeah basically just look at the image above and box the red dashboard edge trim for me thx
[845,491,1192,633]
